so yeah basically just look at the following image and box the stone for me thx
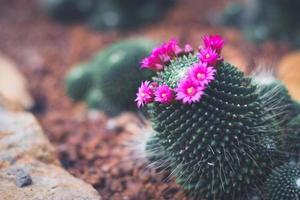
[15,169,32,187]
[0,52,34,110]
[0,100,101,200]
[278,51,300,101]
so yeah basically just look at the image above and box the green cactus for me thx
[222,0,300,47]
[65,38,156,115]
[148,60,281,199]
[87,0,175,30]
[283,114,300,156]
[40,0,93,23]
[41,0,175,30]
[253,77,300,126]
[265,162,300,200]
[136,36,286,199]
[241,188,262,200]
[65,64,93,101]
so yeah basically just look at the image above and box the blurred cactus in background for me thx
[266,162,300,200]
[66,38,156,115]
[222,0,300,47]
[40,0,94,23]
[135,35,288,199]
[41,0,175,30]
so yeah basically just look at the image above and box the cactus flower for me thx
[198,47,219,66]
[154,84,174,104]
[188,63,216,86]
[175,79,205,104]
[184,44,194,53]
[141,39,182,71]
[135,81,154,108]
[203,34,225,53]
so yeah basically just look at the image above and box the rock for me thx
[278,51,300,101]
[0,101,101,200]
[15,169,32,187]
[0,160,101,200]
[0,53,34,110]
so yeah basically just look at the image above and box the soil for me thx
[0,0,294,199]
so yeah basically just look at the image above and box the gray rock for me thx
[15,169,32,187]
[0,101,101,200]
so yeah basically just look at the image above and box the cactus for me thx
[265,162,300,200]
[241,188,262,200]
[40,0,93,23]
[222,0,300,47]
[136,35,283,199]
[41,0,175,30]
[253,74,300,126]
[65,38,156,115]
[87,0,175,30]
[65,64,93,101]
[283,114,300,156]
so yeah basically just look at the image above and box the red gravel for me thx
[0,0,294,199]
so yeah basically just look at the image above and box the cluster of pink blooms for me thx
[141,39,193,71]
[136,35,224,108]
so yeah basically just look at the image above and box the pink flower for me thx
[135,81,154,108]
[140,39,182,71]
[198,47,219,66]
[184,44,193,53]
[203,34,224,54]
[188,63,216,86]
[141,54,163,71]
[154,85,174,104]
[163,39,182,56]
[175,79,205,104]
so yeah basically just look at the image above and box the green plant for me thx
[241,188,262,200]
[222,0,300,47]
[41,0,175,30]
[40,0,93,23]
[65,38,156,115]
[87,0,175,30]
[253,75,300,126]
[283,114,300,156]
[136,35,283,199]
[266,162,300,200]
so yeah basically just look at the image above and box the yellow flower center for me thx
[205,53,210,58]
[187,87,195,95]
[197,72,204,80]
[162,93,167,98]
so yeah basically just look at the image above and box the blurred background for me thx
[0,0,299,199]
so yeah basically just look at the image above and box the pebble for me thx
[15,169,32,187]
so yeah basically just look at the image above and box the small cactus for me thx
[222,0,300,47]
[135,35,283,199]
[266,162,300,200]
[65,38,156,115]
[65,64,93,101]
[40,0,93,23]
[87,0,175,30]
[41,0,175,30]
